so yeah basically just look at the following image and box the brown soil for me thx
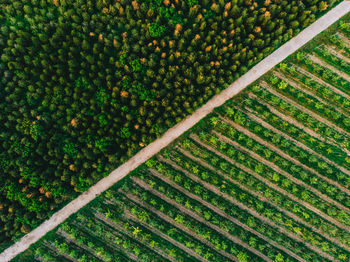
[213,129,350,217]
[57,229,105,262]
[309,54,350,82]
[325,45,350,64]
[94,212,172,261]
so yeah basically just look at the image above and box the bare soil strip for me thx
[153,160,321,262]
[175,147,350,252]
[261,81,350,138]
[218,115,350,196]
[213,130,350,217]
[132,177,274,262]
[249,93,350,155]
[309,54,350,82]
[122,190,227,262]
[2,3,350,261]
[94,212,174,262]
[325,45,350,64]
[292,63,350,101]
[190,134,350,234]
[273,70,350,118]
[240,106,350,177]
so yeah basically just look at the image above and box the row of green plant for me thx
[209,114,350,209]
[127,176,281,261]
[296,52,350,95]
[266,75,350,132]
[313,45,350,73]
[278,62,350,112]
[164,144,349,260]
[218,103,350,189]
[234,96,350,171]
[175,134,350,248]
[195,129,350,227]
[141,164,310,261]
[252,86,350,149]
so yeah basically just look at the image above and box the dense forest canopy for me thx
[0,0,340,250]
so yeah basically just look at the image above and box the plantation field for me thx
[0,0,342,250]
[12,13,350,262]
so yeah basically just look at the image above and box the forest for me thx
[13,14,350,261]
[0,0,342,251]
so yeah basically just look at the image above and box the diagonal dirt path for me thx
[190,134,350,233]
[240,106,350,177]
[217,115,350,196]
[174,147,350,252]
[2,3,350,261]
[132,177,274,262]
[154,160,335,262]
[261,81,350,137]
[273,70,350,118]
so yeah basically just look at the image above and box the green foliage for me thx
[185,0,198,7]
[96,88,110,107]
[149,22,166,38]
[63,142,78,158]
[95,137,110,152]
[120,127,131,138]
[131,59,142,72]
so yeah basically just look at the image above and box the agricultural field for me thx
[13,13,350,262]
[0,0,341,251]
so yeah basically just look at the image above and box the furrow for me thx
[325,45,350,64]
[273,70,350,118]
[94,212,174,262]
[153,159,320,262]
